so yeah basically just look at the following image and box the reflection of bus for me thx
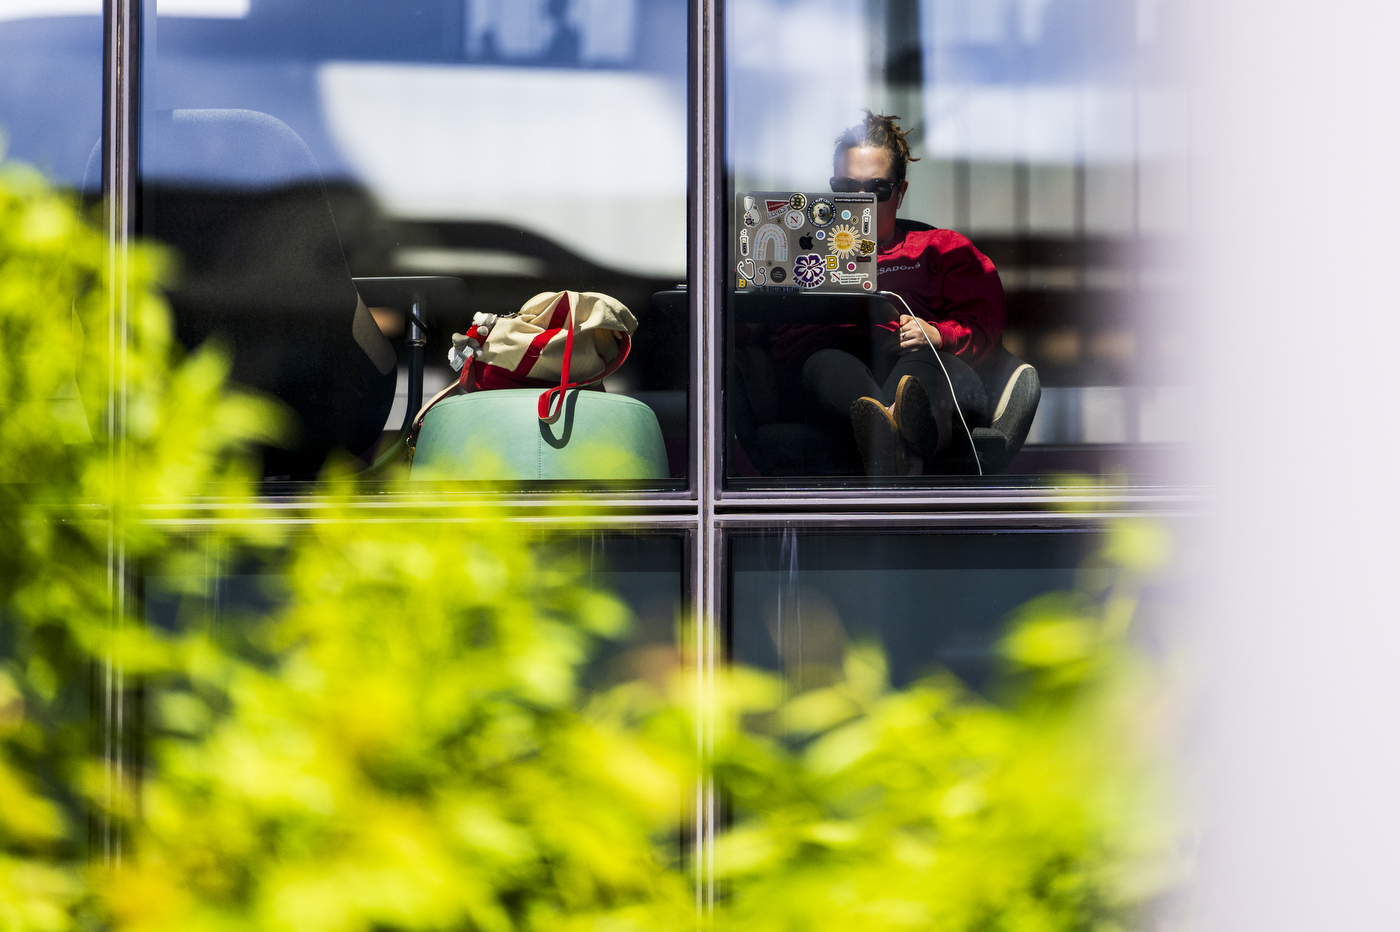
[165,0,688,448]
[0,0,688,283]
[142,0,688,281]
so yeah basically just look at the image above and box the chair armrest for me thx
[980,364,1041,474]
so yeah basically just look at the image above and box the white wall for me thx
[1193,0,1400,928]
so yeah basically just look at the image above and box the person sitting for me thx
[765,110,1006,476]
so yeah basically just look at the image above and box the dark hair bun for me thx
[833,110,920,182]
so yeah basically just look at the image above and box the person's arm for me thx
[926,236,1005,365]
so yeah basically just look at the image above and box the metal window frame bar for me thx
[98,0,140,869]
[715,510,1186,530]
[691,0,723,913]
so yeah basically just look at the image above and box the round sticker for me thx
[841,209,851,220]
[862,280,873,290]
[808,198,834,227]
[816,229,826,240]
[830,224,858,258]
[789,193,807,210]
[783,210,804,230]
[846,261,856,271]
[770,266,787,283]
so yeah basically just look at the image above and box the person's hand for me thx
[897,314,942,353]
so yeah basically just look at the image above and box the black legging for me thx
[800,346,990,460]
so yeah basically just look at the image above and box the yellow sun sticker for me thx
[829,224,858,258]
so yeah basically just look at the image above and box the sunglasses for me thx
[829,176,898,202]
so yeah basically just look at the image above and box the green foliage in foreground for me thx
[106,516,697,932]
[711,522,1178,932]
[0,164,1180,932]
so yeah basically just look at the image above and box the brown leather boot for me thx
[893,375,940,463]
[851,397,906,476]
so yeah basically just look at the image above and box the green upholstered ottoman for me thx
[410,389,668,481]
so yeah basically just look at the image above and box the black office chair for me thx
[959,343,1040,475]
[86,109,462,477]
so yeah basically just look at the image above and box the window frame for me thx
[97,0,1197,913]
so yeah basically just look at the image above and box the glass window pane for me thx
[140,0,689,488]
[729,530,1095,692]
[724,0,1188,488]
[0,4,103,194]
[146,529,688,689]
[142,527,690,877]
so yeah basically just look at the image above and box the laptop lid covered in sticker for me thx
[735,192,878,294]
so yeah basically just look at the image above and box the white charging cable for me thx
[879,291,983,477]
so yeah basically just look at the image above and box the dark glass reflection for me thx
[729,530,1095,692]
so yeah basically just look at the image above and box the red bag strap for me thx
[538,302,575,423]
[537,307,632,424]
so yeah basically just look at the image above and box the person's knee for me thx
[803,347,852,370]
[801,348,857,386]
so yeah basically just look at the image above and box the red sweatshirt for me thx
[765,227,1006,375]
[877,227,1005,367]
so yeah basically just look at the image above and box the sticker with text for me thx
[793,254,825,288]
[754,223,789,261]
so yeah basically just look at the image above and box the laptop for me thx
[735,191,878,294]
